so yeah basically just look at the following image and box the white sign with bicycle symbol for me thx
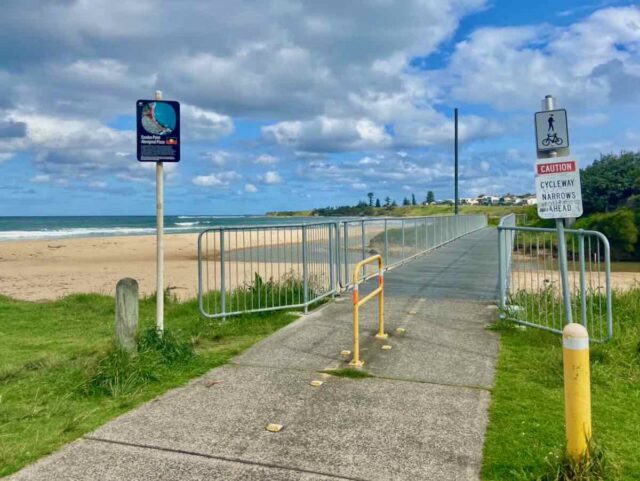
[535,108,569,152]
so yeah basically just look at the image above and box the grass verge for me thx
[0,292,299,477]
[481,289,640,480]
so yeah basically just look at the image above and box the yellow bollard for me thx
[348,255,384,368]
[562,323,592,461]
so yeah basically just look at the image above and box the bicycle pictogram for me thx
[542,133,563,146]
[535,108,569,151]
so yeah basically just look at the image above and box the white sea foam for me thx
[174,221,201,226]
[0,226,200,241]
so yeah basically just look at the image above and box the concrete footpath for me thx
[12,228,500,481]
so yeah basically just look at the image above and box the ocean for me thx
[0,215,319,241]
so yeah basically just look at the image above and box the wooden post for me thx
[115,278,139,354]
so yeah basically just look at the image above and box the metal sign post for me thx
[535,95,580,324]
[155,91,164,335]
[136,91,181,335]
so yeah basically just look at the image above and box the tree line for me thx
[312,190,437,216]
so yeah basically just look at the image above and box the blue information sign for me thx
[136,100,180,162]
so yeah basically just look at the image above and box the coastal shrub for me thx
[581,151,640,215]
[575,209,637,260]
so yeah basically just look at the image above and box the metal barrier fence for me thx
[339,215,487,288]
[498,215,613,341]
[198,214,487,319]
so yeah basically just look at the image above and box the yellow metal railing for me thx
[349,255,386,368]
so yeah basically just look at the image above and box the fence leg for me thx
[343,223,349,288]
[602,237,613,340]
[361,221,366,280]
[401,219,405,260]
[335,222,342,289]
[384,219,388,266]
[220,229,226,320]
[424,218,428,251]
[498,229,505,310]
[302,225,308,313]
[329,224,335,297]
[578,232,587,328]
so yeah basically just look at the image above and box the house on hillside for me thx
[477,195,499,205]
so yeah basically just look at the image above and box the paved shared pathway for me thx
[12,228,500,481]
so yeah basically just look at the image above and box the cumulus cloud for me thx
[0,0,485,119]
[263,117,392,152]
[430,6,640,110]
[394,114,504,147]
[117,162,178,185]
[358,156,381,165]
[244,183,258,193]
[30,174,50,184]
[181,104,233,141]
[2,1,638,208]
[202,150,230,167]
[261,171,283,184]
[255,154,278,165]
[192,171,241,187]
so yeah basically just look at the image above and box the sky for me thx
[0,0,639,216]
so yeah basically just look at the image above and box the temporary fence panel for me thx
[498,221,613,341]
[198,223,337,319]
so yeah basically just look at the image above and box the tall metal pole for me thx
[543,95,573,324]
[155,89,165,334]
[454,107,459,215]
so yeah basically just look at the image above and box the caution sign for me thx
[535,157,583,219]
[136,100,180,162]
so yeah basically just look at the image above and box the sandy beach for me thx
[0,223,379,302]
[0,227,328,302]
[510,268,640,293]
[0,234,203,301]
[3,229,639,303]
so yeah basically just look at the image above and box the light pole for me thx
[454,107,459,215]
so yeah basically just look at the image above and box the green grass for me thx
[0,292,299,477]
[482,289,640,480]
